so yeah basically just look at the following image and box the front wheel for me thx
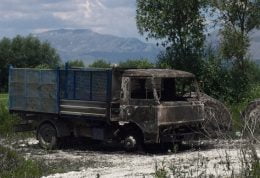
[123,131,142,152]
[37,123,58,150]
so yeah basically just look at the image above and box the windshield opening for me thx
[155,77,197,101]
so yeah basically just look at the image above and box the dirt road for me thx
[1,137,259,178]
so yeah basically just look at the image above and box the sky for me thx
[0,0,140,39]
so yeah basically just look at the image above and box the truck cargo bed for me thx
[9,67,114,118]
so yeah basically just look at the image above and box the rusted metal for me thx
[123,69,195,78]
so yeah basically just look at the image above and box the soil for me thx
[0,137,259,178]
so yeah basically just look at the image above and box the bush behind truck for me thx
[9,66,210,151]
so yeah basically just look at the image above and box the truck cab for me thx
[112,69,204,150]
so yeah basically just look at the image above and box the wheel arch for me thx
[119,121,144,143]
[37,118,70,138]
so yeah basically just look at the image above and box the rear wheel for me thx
[37,123,58,150]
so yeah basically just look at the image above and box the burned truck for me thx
[9,67,204,151]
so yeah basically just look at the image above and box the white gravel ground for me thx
[42,148,259,178]
[1,138,259,178]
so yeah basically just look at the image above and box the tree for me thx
[136,0,206,73]
[67,60,85,68]
[88,59,111,68]
[212,0,260,69]
[0,35,61,91]
[119,59,154,68]
[208,0,260,102]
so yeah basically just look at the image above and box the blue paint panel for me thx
[59,68,112,102]
[75,71,91,100]
[9,68,113,114]
[9,68,59,114]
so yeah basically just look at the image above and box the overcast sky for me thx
[0,0,141,39]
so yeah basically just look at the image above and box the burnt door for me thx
[120,77,157,134]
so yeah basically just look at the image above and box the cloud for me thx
[0,0,139,38]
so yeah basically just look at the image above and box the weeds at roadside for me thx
[153,112,260,178]
[0,103,19,137]
[0,145,44,178]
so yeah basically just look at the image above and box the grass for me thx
[0,93,65,177]
[154,144,260,178]
[0,93,17,137]
[0,145,44,178]
[0,144,68,178]
[227,84,260,133]
[0,95,19,137]
[0,93,8,106]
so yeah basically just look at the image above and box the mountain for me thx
[207,30,260,60]
[35,29,162,64]
[36,28,260,64]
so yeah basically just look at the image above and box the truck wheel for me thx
[124,133,141,152]
[37,123,58,150]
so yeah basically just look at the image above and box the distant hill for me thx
[35,29,162,64]
[35,29,259,64]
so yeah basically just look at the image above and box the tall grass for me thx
[0,93,8,106]
[229,84,260,132]
[0,94,19,137]
[0,107,18,137]
[0,145,44,178]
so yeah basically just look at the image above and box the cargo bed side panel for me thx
[9,68,59,114]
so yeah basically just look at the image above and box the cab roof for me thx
[122,69,195,78]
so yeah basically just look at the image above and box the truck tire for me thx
[37,123,58,150]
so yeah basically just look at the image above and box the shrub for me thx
[0,103,19,137]
[0,145,44,178]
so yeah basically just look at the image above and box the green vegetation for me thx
[137,0,206,74]
[119,59,154,68]
[136,0,260,132]
[0,94,18,136]
[66,59,85,68]
[154,145,260,178]
[89,59,111,68]
[0,144,71,178]
[0,93,8,105]
[0,145,44,178]
[0,35,61,91]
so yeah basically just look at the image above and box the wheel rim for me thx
[38,124,57,148]
[124,136,137,151]
[41,126,55,143]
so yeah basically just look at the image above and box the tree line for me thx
[0,35,61,91]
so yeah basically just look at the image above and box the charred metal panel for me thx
[122,105,157,133]
[60,100,107,118]
[120,77,130,105]
[111,70,123,102]
[9,68,58,114]
[156,101,204,125]
[123,69,195,78]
